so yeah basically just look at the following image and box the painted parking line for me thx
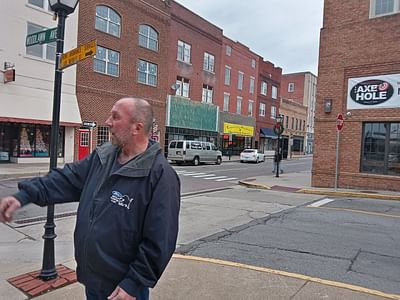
[215,177,238,182]
[307,198,336,207]
[173,254,400,300]
[310,206,400,219]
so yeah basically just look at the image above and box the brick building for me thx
[76,0,171,159]
[256,60,282,154]
[281,72,317,154]
[313,0,400,191]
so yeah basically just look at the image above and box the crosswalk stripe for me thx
[215,177,238,182]
[192,174,215,178]
[178,172,201,175]
[204,176,227,180]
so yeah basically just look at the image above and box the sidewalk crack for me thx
[289,280,309,300]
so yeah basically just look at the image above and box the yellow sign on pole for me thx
[60,40,96,70]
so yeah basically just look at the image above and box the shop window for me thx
[34,126,50,156]
[97,126,110,146]
[19,125,35,157]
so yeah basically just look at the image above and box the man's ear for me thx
[133,122,144,133]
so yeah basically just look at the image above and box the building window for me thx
[224,66,231,86]
[250,77,255,94]
[236,97,242,114]
[361,122,400,176]
[94,46,120,77]
[137,59,157,86]
[226,45,232,56]
[139,24,158,51]
[203,52,215,72]
[251,59,256,68]
[95,6,121,37]
[296,119,298,130]
[27,0,52,11]
[26,23,56,61]
[237,71,244,90]
[288,82,295,92]
[291,117,294,129]
[223,93,230,112]
[259,103,266,117]
[272,85,278,99]
[97,126,109,146]
[261,81,267,95]
[177,40,191,63]
[370,0,399,17]
[248,100,254,117]
[176,76,190,97]
[271,106,277,119]
[202,85,213,103]
[286,116,289,128]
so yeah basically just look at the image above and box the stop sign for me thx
[336,113,344,131]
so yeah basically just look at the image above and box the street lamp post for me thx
[273,115,284,178]
[39,0,79,281]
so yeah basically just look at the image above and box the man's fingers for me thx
[5,200,21,220]
[108,286,119,299]
[0,197,21,223]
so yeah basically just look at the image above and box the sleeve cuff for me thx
[13,190,31,207]
[118,277,144,298]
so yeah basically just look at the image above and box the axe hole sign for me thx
[336,113,344,131]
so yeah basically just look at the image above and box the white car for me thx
[240,149,265,163]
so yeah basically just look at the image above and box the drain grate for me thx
[270,185,301,193]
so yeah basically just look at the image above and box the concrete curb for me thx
[297,189,400,201]
[238,180,270,190]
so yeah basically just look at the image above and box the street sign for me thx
[60,40,97,70]
[336,113,344,131]
[82,120,97,128]
[26,28,57,47]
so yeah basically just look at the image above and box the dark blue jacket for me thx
[15,141,180,297]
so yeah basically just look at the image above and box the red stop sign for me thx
[336,113,344,131]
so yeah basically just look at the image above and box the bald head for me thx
[118,97,154,135]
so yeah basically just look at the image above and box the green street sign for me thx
[26,27,57,47]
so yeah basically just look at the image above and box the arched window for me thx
[95,5,121,37]
[138,24,158,51]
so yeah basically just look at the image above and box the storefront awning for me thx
[260,128,278,139]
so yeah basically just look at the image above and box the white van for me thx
[168,140,222,166]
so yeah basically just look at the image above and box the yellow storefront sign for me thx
[223,122,254,136]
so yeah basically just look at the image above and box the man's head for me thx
[105,97,154,147]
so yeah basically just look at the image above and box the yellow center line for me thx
[173,254,400,299]
[308,206,400,218]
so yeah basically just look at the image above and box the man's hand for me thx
[0,196,21,223]
[108,286,135,300]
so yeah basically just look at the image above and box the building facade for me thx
[313,0,400,190]
[0,0,81,163]
[76,0,171,159]
[281,72,317,154]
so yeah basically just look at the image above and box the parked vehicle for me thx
[168,140,222,166]
[240,149,265,163]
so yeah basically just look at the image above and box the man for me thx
[0,97,181,300]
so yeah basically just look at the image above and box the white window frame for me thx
[202,85,213,103]
[203,52,215,73]
[26,23,55,61]
[248,100,254,117]
[236,96,242,114]
[139,24,158,51]
[176,76,190,98]
[97,126,110,146]
[94,46,120,77]
[261,81,267,95]
[137,59,157,86]
[288,82,295,92]
[27,0,52,11]
[272,85,278,99]
[249,76,255,94]
[226,45,232,56]
[95,5,121,38]
[177,40,191,64]
[223,93,230,112]
[370,0,400,17]
[251,59,256,68]
[259,103,266,117]
[224,66,231,86]
[238,71,244,90]
[271,106,277,119]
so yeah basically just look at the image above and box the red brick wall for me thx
[76,0,171,157]
[280,73,306,105]
[313,0,400,191]
[168,2,223,104]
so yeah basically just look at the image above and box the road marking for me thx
[310,206,400,219]
[192,174,216,178]
[181,172,206,176]
[215,177,238,182]
[308,198,335,207]
[204,176,228,180]
[173,254,400,300]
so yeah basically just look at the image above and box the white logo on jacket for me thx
[110,191,133,210]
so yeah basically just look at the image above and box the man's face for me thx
[105,101,133,147]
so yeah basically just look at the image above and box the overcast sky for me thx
[176,0,324,75]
